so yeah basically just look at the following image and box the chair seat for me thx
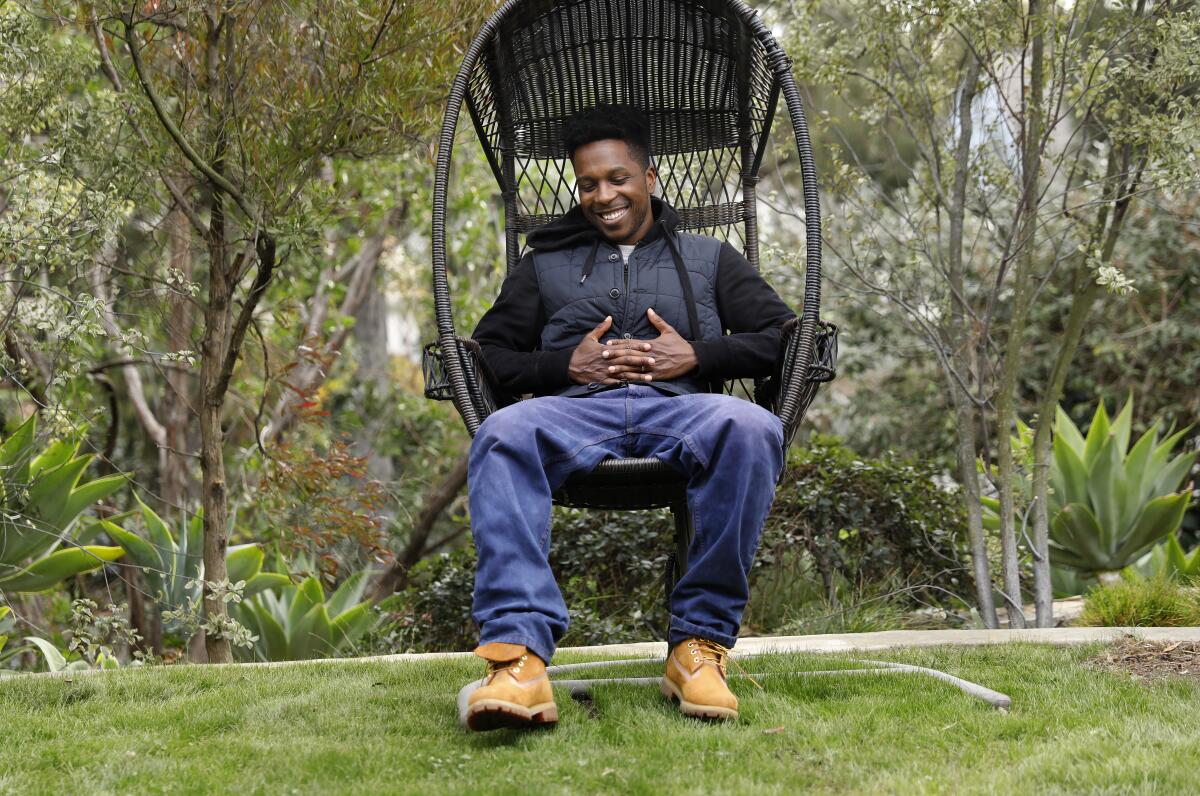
[554,457,687,510]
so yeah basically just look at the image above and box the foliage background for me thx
[1,0,1197,668]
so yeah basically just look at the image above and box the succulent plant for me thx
[0,415,126,594]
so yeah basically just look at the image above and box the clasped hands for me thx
[568,308,698,385]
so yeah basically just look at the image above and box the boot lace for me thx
[485,653,529,682]
[686,638,762,690]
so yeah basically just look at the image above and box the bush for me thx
[378,436,971,653]
[378,548,476,653]
[379,507,673,653]
[1079,576,1200,627]
[756,436,972,616]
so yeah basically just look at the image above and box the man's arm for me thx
[689,242,796,381]
[472,254,574,394]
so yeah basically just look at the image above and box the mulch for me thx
[1087,636,1200,682]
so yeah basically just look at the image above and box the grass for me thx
[1,643,1198,795]
[1079,576,1200,627]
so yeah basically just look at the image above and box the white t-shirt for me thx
[618,244,636,263]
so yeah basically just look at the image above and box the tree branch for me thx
[259,205,403,446]
[91,241,168,448]
[369,452,470,601]
[91,11,208,238]
[121,13,261,227]
[214,233,276,400]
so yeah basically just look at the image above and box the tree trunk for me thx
[1028,281,1100,625]
[199,190,233,664]
[353,269,395,483]
[952,389,998,627]
[990,0,1048,629]
[160,196,196,510]
[1029,147,1143,626]
[945,55,997,628]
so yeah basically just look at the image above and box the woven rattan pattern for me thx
[465,0,777,258]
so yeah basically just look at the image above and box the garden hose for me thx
[456,653,1011,727]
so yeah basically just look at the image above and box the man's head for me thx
[562,105,657,245]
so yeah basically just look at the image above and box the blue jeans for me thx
[468,384,785,663]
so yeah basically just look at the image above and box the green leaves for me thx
[233,572,378,662]
[1035,399,1196,576]
[1134,533,1200,583]
[0,546,124,593]
[0,415,130,594]
[103,497,274,634]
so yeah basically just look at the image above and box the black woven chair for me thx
[425,0,838,599]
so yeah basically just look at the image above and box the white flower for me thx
[1095,264,1137,295]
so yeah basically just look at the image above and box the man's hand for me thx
[569,316,648,384]
[602,308,697,382]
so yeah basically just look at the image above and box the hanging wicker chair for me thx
[425,0,837,587]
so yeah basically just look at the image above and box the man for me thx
[464,105,794,731]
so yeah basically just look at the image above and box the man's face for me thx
[572,139,657,245]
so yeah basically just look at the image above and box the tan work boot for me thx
[661,637,739,721]
[465,642,558,732]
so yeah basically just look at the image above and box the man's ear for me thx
[645,163,658,195]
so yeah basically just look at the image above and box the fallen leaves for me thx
[1087,636,1200,682]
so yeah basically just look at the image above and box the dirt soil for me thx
[1088,636,1200,682]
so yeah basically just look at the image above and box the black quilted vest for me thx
[532,226,723,398]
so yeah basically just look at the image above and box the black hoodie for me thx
[472,198,796,396]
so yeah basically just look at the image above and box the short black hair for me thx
[561,104,652,168]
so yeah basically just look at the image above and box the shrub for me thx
[100,497,290,644]
[759,436,972,612]
[379,508,672,653]
[1079,576,1200,627]
[379,548,476,653]
[1130,533,1200,584]
[232,571,379,661]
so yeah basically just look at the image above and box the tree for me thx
[77,0,490,661]
[776,0,1199,626]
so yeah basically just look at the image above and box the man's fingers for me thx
[588,315,613,341]
[647,307,674,333]
[605,355,654,370]
[604,340,652,351]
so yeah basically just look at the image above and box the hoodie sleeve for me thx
[471,253,575,395]
[689,242,797,381]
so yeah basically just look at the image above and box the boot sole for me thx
[660,677,738,721]
[465,699,558,732]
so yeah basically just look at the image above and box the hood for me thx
[526,196,681,252]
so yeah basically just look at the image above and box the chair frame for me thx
[426,0,837,599]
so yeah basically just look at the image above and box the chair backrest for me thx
[432,0,824,436]
[463,0,782,270]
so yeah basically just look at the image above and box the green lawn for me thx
[1,643,1197,795]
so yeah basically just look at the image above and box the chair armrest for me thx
[754,318,839,424]
[422,337,514,423]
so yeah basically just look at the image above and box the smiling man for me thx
[463,105,796,731]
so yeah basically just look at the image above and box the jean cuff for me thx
[668,614,738,650]
[476,632,554,665]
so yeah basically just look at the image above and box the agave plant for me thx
[1052,401,1195,580]
[97,496,290,635]
[986,400,1195,582]
[232,571,378,661]
[0,415,127,593]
